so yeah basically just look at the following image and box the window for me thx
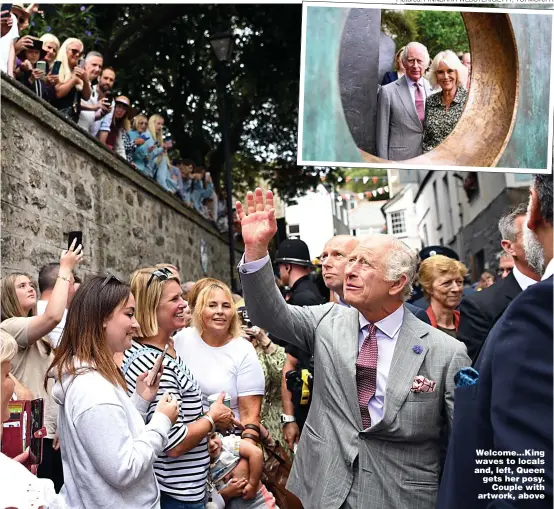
[422,224,429,248]
[463,172,480,202]
[443,174,453,239]
[432,181,440,227]
[390,210,406,235]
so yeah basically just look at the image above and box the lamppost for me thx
[209,32,238,293]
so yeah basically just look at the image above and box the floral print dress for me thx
[256,344,287,448]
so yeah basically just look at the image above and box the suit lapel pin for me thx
[412,345,423,354]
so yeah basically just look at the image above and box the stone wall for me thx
[1,75,243,286]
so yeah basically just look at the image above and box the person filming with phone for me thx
[51,37,91,122]
[16,35,55,101]
[46,275,179,509]
[0,239,83,492]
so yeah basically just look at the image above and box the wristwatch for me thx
[280,414,296,425]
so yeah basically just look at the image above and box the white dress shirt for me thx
[512,265,538,291]
[238,253,403,426]
[542,258,554,281]
[358,305,404,426]
[405,75,428,111]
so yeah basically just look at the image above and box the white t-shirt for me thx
[36,300,67,347]
[0,14,18,74]
[78,86,101,135]
[173,327,265,420]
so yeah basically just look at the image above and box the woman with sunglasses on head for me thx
[123,267,238,509]
[0,239,82,492]
[51,38,91,122]
[46,275,179,509]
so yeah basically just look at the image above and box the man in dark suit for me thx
[457,203,540,362]
[437,173,553,509]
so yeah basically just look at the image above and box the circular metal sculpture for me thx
[358,13,519,167]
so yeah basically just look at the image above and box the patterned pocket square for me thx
[411,375,436,393]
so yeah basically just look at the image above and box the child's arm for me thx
[239,439,264,499]
[218,478,248,503]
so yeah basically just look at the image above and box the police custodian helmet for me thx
[419,245,460,261]
[275,238,314,267]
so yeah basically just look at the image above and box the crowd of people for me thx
[2,173,551,509]
[0,4,232,231]
[377,41,472,160]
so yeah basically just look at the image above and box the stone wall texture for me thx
[1,75,242,285]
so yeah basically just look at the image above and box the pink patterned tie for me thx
[414,82,425,123]
[356,323,378,429]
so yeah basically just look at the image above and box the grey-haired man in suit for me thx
[235,189,470,509]
[376,42,433,161]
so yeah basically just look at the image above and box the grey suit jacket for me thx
[376,75,432,161]
[239,261,470,509]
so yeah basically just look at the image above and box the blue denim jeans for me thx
[160,492,206,509]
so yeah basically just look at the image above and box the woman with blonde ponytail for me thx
[146,114,177,193]
[52,38,91,122]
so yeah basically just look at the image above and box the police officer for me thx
[276,239,324,453]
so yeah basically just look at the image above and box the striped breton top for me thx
[122,340,209,503]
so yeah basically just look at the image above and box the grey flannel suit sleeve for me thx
[239,259,333,354]
[376,84,391,159]
[444,342,471,429]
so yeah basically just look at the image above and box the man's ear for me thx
[527,190,541,232]
[389,274,408,298]
[501,240,515,257]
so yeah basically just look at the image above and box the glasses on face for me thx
[146,268,173,288]
[69,48,82,57]
[406,58,424,67]
[138,121,147,126]
[101,272,123,290]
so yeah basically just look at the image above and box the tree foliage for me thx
[35,4,342,204]
[381,9,469,59]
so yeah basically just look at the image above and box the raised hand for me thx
[235,188,277,262]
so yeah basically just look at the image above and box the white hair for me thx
[402,42,430,67]
[523,219,545,275]
[382,237,418,301]
[0,330,18,364]
[429,50,465,89]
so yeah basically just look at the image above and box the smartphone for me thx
[0,4,12,17]
[67,231,83,251]
[147,344,169,387]
[139,133,149,141]
[78,57,85,69]
[51,60,62,75]
[35,61,47,74]
[29,399,44,465]
[32,38,43,52]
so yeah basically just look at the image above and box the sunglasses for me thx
[146,267,173,288]
[69,48,82,57]
[100,272,123,290]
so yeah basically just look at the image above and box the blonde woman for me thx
[418,254,468,338]
[0,330,69,509]
[381,46,406,86]
[52,37,91,122]
[0,242,82,492]
[40,33,60,67]
[146,114,176,192]
[129,115,151,174]
[122,267,237,509]
[173,281,265,444]
[422,49,468,153]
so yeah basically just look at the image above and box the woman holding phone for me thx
[16,36,56,101]
[51,37,91,122]
[146,114,175,192]
[123,267,238,509]
[129,114,151,175]
[47,275,179,509]
[0,240,82,492]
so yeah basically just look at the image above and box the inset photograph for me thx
[298,2,553,173]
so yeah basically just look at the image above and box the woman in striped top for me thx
[123,267,238,509]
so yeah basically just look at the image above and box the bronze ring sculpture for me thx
[360,13,519,167]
